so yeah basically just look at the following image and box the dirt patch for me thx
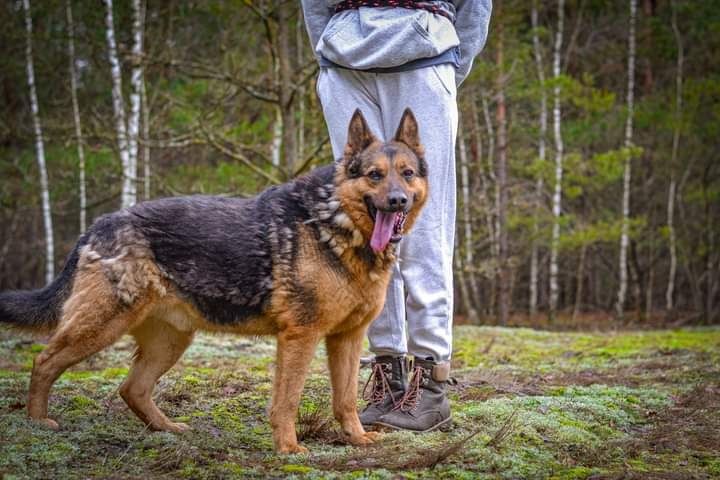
[542,351,717,389]
[630,383,720,455]
[455,370,545,401]
[542,369,641,388]
[455,311,710,332]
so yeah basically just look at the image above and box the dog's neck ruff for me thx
[303,181,397,271]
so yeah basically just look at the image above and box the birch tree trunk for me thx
[572,243,587,323]
[141,77,151,200]
[66,0,86,233]
[481,93,498,317]
[271,107,282,168]
[277,5,297,174]
[471,96,495,314]
[458,116,479,321]
[496,28,510,326]
[126,0,145,206]
[454,224,476,322]
[296,13,305,161]
[531,0,548,317]
[104,0,132,209]
[666,0,683,312]
[23,0,55,284]
[549,0,565,321]
[616,0,637,319]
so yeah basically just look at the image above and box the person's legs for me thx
[317,67,409,359]
[371,64,458,432]
[375,64,458,363]
[317,65,458,431]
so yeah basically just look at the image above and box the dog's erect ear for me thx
[345,109,377,157]
[393,108,427,176]
[344,109,376,178]
[393,108,424,157]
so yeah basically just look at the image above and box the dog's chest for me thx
[319,271,388,333]
[287,224,393,332]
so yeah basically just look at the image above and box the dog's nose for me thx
[388,192,408,210]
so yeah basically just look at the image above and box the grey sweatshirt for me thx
[301,0,492,85]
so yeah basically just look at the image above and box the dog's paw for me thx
[167,422,191,433]
[277,444,309,455]
[348,430,381,446]
[34,417,59,430]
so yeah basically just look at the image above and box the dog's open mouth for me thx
[366,200,408,253]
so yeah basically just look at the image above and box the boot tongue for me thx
[370,210,398,253]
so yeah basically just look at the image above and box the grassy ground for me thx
[1,326,719,479]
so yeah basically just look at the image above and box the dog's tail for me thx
[0,244,81,333]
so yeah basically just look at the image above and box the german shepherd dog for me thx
[0,109,428,454]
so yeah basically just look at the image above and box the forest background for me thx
[1,0,718,328]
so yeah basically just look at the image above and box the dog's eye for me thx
[402,169,415,179]
[368,170,383,181]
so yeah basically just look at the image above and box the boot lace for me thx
[362,362,396,406]
[393,365,427,413]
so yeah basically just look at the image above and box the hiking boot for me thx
[375,358,452,432]
[359,356,407,427]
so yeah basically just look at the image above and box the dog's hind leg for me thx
[27,267,139,429]
[326,323,380,446]
[120,319,194,433]
[270,326,321,454]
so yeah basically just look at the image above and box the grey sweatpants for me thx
[316,64,458,361]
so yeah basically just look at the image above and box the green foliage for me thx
[163,161,264,195]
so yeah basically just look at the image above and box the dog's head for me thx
[335,108,429,253]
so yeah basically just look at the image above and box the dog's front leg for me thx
[326,324,381,446]
[270,327,320,454]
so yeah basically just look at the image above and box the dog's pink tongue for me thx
[370,210,398,253]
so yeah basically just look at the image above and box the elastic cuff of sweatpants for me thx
[369,348,408,358]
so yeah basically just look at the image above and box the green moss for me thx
[141,448,159,459]
[182,374,202,386]
[281,464,314,474]
[704,457,720,476]
[550,466,600,480]
[626,458,651,472]
[102,367,129,379]
[0,327,717,479]
[61,370,95,381]
[221,462,246,476]
[70,395,98,410]
[0,369,22,379]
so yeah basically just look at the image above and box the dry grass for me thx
[629,383,720,455]
[296,402,341,443]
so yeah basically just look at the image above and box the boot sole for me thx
[373,416,453,433]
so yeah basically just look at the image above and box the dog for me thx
[0,109,428,454]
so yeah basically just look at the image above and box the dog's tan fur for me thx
[17,110,428,454]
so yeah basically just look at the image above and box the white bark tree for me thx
[104,0,132,208]
[471,96,497,314]
[531,0,548,317]
[496,27,510,326]
[66,0,87,233]
[23,0,54,284]
[616,0,637,319]
[666,0,683,312]
[141,78,151,200]
[481,92,499,316]
[458,116,479,321]
[271,107,282,167]
[296,14,306,161]
[127,0,145,204]
[549,0,565,321]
